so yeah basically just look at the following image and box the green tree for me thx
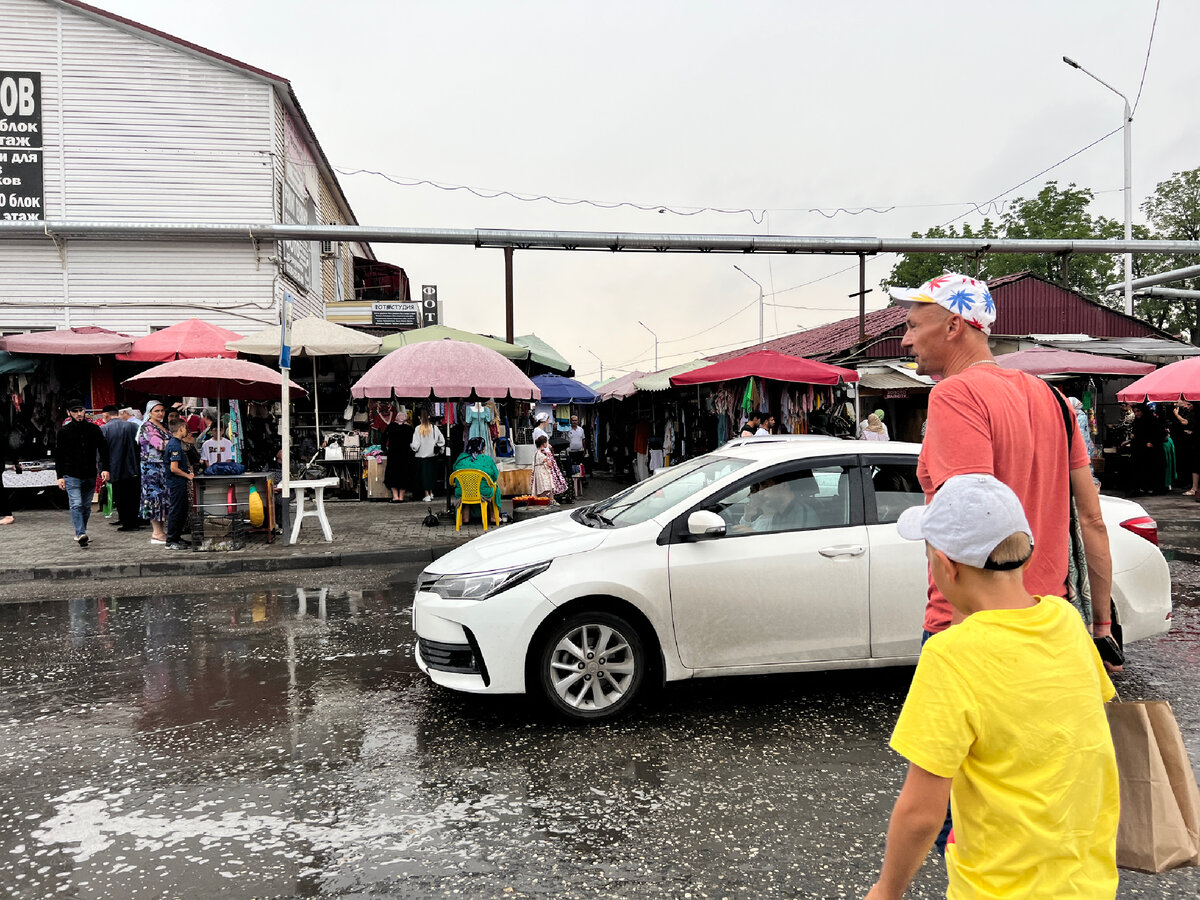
[884,182,1121,301]
[883,219,999,289]
[1139,167,1200,342]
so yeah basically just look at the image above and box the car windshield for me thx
[587,455,751,527]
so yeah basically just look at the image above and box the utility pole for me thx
[504,246,515,343]
[1064,55,1133,315]
[581,346,603,381]
[848,254,872,342]
[733,265,765,346]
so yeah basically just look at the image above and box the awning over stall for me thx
[996,347,1155,377]
[531,374,599,404]
[670,350,858,387]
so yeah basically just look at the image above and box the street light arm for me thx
[1062,55,1130,111]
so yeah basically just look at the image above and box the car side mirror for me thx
[687,510,726,538]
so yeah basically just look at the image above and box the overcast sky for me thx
[102,0,1198,382]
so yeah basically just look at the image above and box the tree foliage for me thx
[884,170,1200,340]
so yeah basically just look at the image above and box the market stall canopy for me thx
[225,316,381,357]
[377,324,528,361]
[515,334,572,373]
[596,371,647,401]
[995,347,1155,377]
[531,374,599,404]
[670,350,859,387]
[0,350,38,374]
[634,360,711,392]
[123,357,308,401]
[1117,358,1200,403]
[352,339,541,401]
[118,319,244,362]
[0,326,133,356]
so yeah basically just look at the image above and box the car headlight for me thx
[420,561,551,601]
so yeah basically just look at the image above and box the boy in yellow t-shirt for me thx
[866,473,1118,900]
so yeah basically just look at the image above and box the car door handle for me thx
[818,545,865,558]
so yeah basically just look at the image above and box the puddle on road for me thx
[1,575,1198,898]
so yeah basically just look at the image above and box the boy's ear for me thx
[931,548,959,584]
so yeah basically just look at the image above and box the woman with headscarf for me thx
[451,436,500,520]
[410,408,445,504]
[532,411,552,446]
[137,399,171,544]
[861,413,888,442]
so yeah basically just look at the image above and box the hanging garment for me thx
[465,404,494,457]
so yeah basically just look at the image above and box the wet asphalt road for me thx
[1,564,1199,899]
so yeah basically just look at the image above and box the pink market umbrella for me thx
[118,319,243,362]
[1117,357,1200,403]
[351,339,541,400]
[123,357,307,401]
[0,326,133,355]
[996,347,1154,377]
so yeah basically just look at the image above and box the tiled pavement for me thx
[1,475,1198,584]
[0,475,628,584]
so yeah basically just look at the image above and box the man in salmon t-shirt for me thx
[891,273,1115,643]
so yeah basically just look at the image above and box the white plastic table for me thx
[287,477,339,544]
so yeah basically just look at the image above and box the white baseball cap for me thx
[888,272,996,335]
[896,473,1033,570]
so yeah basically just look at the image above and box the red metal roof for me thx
[707,306,908,364]
[709,272,1172,367]
[986,272,1167,339]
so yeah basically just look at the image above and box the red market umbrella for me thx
[670,350,859,387]
[351,339,541,401]
[1117,358,1200,403]
[122,357,307,401]
[118,319,244,362]
[996,347,1154,377]
[0,326,133,355]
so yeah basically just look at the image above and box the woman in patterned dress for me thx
[137,400,170,544]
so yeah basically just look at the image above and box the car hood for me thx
[425,510,609,575]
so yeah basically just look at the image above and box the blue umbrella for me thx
[531,374,600,405]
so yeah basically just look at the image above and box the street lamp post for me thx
[637,320,658,370]
[734,265,765,346]
[581,346,603,382]
[1063,55,1133,316]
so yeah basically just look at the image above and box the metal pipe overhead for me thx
[1105,263,1200,293]
[2,220,1200,256]
[1134,287,1200,300]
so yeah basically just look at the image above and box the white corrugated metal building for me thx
[0,0,376,335]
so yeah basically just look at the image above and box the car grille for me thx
[418,632,490,685]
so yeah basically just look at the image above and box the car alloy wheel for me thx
[540,611,644,721]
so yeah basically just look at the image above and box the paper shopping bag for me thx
[1106,700,1200,873]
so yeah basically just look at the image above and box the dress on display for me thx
[465,404,494,458]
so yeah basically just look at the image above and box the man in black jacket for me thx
[101,404,141,530]
[54,400,110,548]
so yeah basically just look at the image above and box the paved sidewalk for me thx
[1,476,1197,584]
[0,475,628,584]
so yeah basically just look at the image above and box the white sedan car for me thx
[413,440,1171,721]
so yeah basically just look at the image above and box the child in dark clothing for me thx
[165,419,195,550]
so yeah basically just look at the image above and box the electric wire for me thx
[1132,0,1161,117]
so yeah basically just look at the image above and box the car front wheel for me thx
[538,611,644,721]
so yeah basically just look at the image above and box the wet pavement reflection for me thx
[0,565,1198,898]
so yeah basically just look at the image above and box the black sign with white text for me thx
[0,72,43,220]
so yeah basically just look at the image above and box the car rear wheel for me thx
[538,611,644,721]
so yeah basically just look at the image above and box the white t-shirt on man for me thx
[201,438,234,466]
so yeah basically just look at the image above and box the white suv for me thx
[413,440,1170,721]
